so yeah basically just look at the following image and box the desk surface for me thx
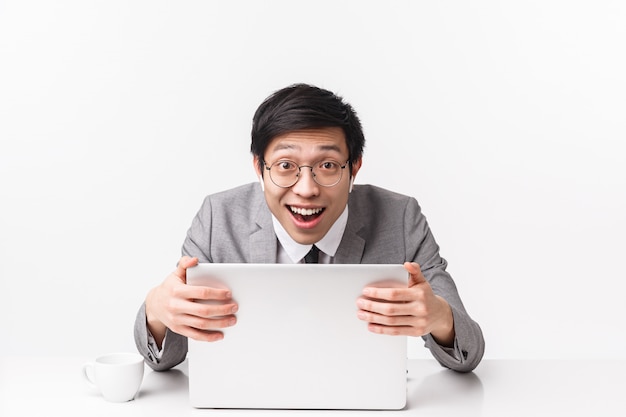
[1,356,624,416]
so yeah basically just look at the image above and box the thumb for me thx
[404,262,426,287]
[175,256,199,284]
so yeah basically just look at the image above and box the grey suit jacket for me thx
[134,183,485,372]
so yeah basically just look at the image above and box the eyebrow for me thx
[272,143,298,151]
[272,143,343,153]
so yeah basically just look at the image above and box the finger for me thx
[356,309,415,327]
[187,300,239,318]
[162,293,236,324]
[357,297,416,316]
[175,284,233,301]
[174,256,199,283]
[362,286,415,302]
[404,262,426,287]
[366,323,417,337]
[185,313,237,330]
[178,326,225,343]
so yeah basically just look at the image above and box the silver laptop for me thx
[185,263,408,410]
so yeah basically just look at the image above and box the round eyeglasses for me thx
[263,159,349,188]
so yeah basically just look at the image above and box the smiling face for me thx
[254,127,361,245]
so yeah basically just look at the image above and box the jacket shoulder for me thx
[349,184,416,211]
[204,182,263,204]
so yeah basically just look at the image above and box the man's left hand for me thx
[356,262,455,347]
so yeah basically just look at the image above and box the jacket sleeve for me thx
[404,197,485,372]
[133,196,216,370]
[133,303,188,371]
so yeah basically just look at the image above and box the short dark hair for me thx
[251,84,365,173]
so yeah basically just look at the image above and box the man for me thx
[134,83,485,373]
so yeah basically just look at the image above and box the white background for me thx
[1,0,625,360]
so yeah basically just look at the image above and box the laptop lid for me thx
[185,263,408,410]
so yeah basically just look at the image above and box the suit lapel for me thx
[333,210,366,264]
[249,194,278,263]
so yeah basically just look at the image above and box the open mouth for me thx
[289,205,325,223]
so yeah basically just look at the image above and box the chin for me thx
[289,230,323,245]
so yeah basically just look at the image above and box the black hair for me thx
[250,83,365,173]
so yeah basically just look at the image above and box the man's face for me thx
[254,127,361,245]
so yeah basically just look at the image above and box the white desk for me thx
[1,357,624,416]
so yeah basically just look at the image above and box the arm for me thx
[134,303,188,371]
[356,197,485,372]
[133,256,239,371]
[357,262,484,372]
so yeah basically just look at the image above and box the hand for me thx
[356,262,455,347]
[145,256,238,347]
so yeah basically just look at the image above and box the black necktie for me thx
[304,245,320,263]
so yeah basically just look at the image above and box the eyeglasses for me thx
[263,159,349,188]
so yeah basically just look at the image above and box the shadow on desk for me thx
[408,366,484,415]
[138,367,189,400]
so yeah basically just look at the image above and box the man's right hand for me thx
[145,256,238,348]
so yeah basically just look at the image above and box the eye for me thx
[318,161,340,171]
[276,160,296,171]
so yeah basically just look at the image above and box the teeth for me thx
[290,206,323,216]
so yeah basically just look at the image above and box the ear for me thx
[349,158,362,193]
[351,157,362,178]
[253,157,265,191]
[253,156,263,177]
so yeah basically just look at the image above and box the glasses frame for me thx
[263,159,349,188]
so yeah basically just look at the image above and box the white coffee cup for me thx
[82,352,145,402]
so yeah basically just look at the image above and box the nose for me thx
[291,167,319,197]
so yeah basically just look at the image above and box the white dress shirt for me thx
[272,206,348,264]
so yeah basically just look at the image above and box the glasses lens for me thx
[312,160,343,186]
[269,160,299,187]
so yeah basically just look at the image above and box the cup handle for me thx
[82,362,97,388]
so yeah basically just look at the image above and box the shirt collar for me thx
[271,206,349,263]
